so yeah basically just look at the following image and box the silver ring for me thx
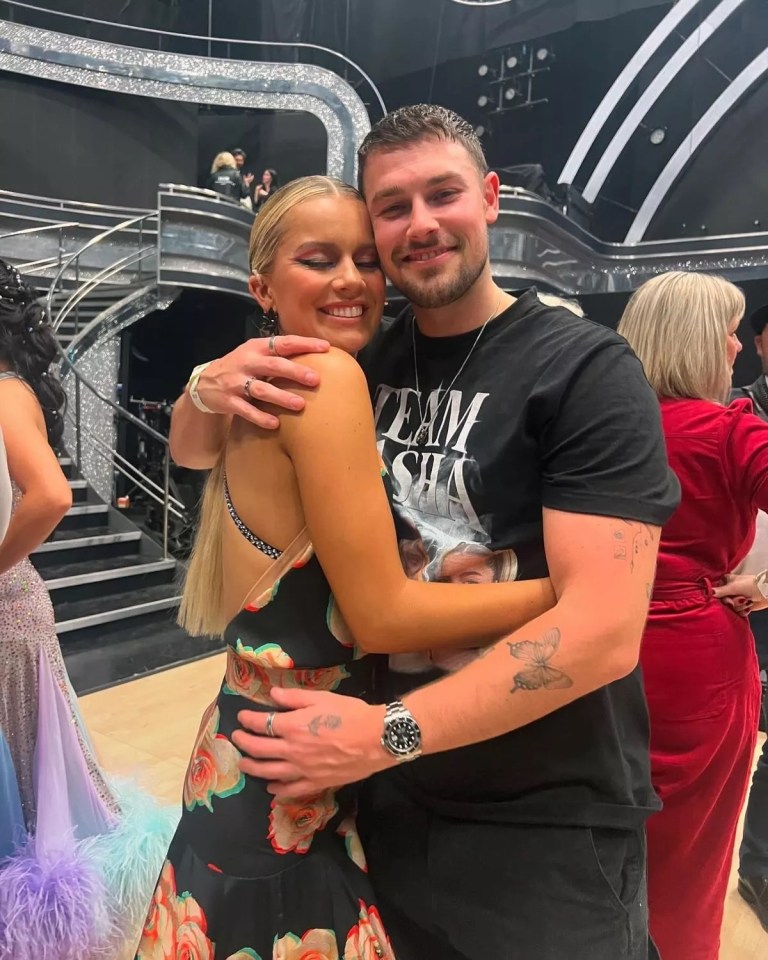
[243,376,256,399]
[265,712,277,738]
[268,335,280,357]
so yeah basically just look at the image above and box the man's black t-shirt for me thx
[360,289,680,829]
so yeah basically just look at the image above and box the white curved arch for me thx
[558,0,704,186]
[625,47,768,243]
[582,0,746,204]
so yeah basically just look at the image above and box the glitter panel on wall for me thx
[0,19,371,184]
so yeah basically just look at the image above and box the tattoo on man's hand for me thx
[507,627,573,695]
[307,714,343,736]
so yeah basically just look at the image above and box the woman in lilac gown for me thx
[0,261,176,960]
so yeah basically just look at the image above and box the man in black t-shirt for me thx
[169,106,679,959]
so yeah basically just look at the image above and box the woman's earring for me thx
[260,307,279,336]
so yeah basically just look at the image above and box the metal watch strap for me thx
[386,700,408,719]
[381,700,422,763]
[188,361,214,414]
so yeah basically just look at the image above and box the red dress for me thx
[644,398,768,960]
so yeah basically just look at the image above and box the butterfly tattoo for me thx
[507,627,573,694]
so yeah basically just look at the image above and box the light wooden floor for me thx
[80,654,766,959]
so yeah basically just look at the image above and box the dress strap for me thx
[223,471,282,560]
[236,525,312,613]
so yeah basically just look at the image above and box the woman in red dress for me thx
[618,271,767,960]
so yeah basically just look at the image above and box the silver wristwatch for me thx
[381,700,422,763]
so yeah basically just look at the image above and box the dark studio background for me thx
[4,1,768,237]
[2,0,768,391]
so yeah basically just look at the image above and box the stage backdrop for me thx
[0,73,327,207]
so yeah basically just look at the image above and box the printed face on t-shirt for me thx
[363,140,500,310]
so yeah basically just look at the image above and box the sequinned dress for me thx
[135,482,395,960]
[0,406,177,960]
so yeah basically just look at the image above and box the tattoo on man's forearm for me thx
[307,714,342,736]
[507,627,573,695]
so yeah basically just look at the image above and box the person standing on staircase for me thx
[0,259,176,960]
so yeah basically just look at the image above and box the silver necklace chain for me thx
[410,295,503,448]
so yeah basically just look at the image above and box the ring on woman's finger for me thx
[268,335,281,358]
[244,376,257,399]
[265,712,278,738]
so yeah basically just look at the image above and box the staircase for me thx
[46,283,140,350]
[31,456,220,695]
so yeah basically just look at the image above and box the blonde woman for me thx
[135,176,557,959]
[206,151,248,204]
[618,271,768,960]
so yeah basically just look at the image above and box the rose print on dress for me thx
[268,791,338,855]
[336,817,367,872]
[224,641,295,700]
[224,641,350,705]
[273,928,340,959]
[136,860,215,960]
[326,596,355,649]
[343,901,394,960]
[183,702,245,812]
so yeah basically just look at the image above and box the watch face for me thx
[386,717,421,755]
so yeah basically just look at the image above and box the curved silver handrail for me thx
[0,220,79,240]
[41,208,187,558]
[0,186,149,215]
[1,0,386,117]
[55,247,153,335]
[47,213,154,330]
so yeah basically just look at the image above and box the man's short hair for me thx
[231,148,246,160]
[357,104,488,193]
[749,304,768,336]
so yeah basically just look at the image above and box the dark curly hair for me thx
[0,260,66,448]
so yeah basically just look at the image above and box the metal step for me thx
[33,530,141,554]
[58,503,110,531]
[67,504,108,517]
[46,558,176,591]
[68,478,89,503]
[56,595,181,634]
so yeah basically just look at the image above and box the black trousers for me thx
[361,776,656,960]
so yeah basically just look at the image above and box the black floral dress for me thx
[135,500,394,960]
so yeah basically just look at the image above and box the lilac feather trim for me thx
[0,837,113,960]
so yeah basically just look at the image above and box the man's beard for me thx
[395,243,488,310]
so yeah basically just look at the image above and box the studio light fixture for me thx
[476,42,552,118]
[649,127,667,145]
[451,0,514,5]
